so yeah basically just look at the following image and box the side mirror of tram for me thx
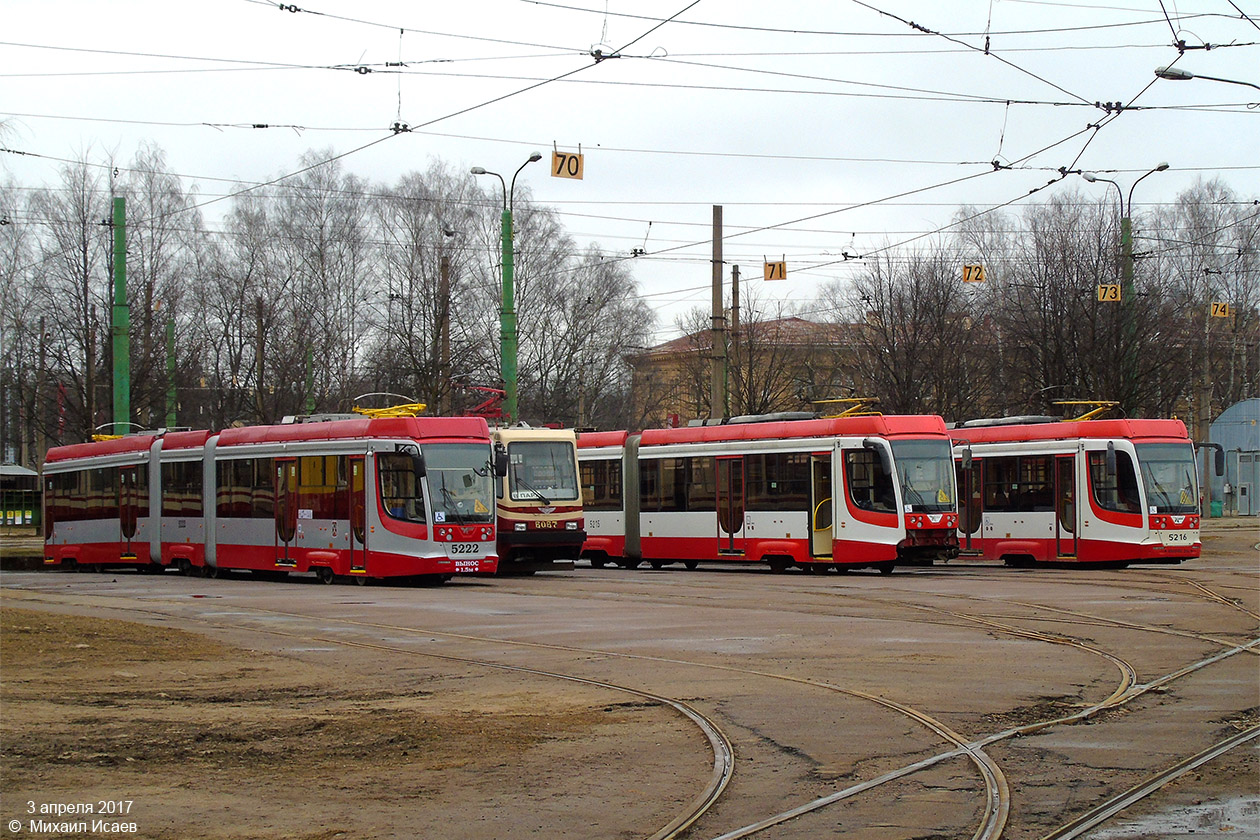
[960,446,973,470]
[1196,442,1226,476]
[862,438,892,475]
[494,444,509,477]
[1105,441,1118,478]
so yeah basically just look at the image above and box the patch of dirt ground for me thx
[0,607,699,839]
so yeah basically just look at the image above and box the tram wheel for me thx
[877,563,894,575]
[768,557,790,574]
[620,559,641,570]
[684,560,699,570]
[649,560,666,570]
[352,574,369,586]
[315,566,335,585]
[589,557,607,569]
[203,564,221,579]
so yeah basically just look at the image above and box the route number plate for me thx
[552,151,584,180]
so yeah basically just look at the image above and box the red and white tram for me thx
[43,415,501,581]
[578,415,960,573]
[951,417,1209,566]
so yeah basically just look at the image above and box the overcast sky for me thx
[3,0,1258,341]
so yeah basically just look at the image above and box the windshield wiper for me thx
[439,484,469,524]
[901,470,927,508]
[513,474,551,506]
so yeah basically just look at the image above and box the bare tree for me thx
[28,159,112,441]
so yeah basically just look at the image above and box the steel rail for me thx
[709,637,1259,840]
[0,588,733,840]
[1036,725,1260,840]
[3,585,1008,840]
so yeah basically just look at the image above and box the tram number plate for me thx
[449,542,480,555]
[1159,529,1198,546]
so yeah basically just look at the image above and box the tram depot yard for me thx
[1,519,1256,840]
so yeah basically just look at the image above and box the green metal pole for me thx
[500,208,517,424]
[111,197,131,435]
[1120,215,1135,409]
[165,317,177,428]
[304,347,315,415]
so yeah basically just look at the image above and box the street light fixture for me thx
[471,152,543,425]
[1078,163,1169,411]
[1155,66,1260,91]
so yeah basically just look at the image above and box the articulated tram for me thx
[43,415,501,582]
[951,416,1211,566]
[578,414,959,573]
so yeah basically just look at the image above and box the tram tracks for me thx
[4,568,1256,839]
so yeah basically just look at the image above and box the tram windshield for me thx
[423,443,496,524]
[890,439,955,513]
[1135,443,1198,515]
[506,441,580,504]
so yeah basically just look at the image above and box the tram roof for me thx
[45,435,159,462]
[640,415,947,446]
[216,416,491,446]
[576,430,629,449]
[949,418,1189,445]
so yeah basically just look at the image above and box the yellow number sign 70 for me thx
[552,151,584,180]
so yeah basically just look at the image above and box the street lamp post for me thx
[472,152,542,425]
[1080,163,1168,411]
[1155,66,1260,92]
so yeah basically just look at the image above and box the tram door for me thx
[810,454,833,558]
[275,459,298,566]
[1055,455,1077,558]
[716,456,746,555]
[349,456,367,573]
[119,465,141,559]
[957,460,982,553]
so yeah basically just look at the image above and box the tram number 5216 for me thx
[552,151,584,180]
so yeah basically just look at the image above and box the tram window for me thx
[298,455,348,519]
[162,461,203,517]
[580,459,623,511]
[378,453,426,524]
[746,453,809,511]
[1088,450,1141,513]
[845,450,896,513]
[87,467,119,520]
[48,471,84,522]
[658,458,686,512]
[686,456,717,512]
[982,456,1054,512]
[640,459,662,511]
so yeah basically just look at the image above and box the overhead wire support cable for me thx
[520,1,1234,39]
[846,0,1096,108]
